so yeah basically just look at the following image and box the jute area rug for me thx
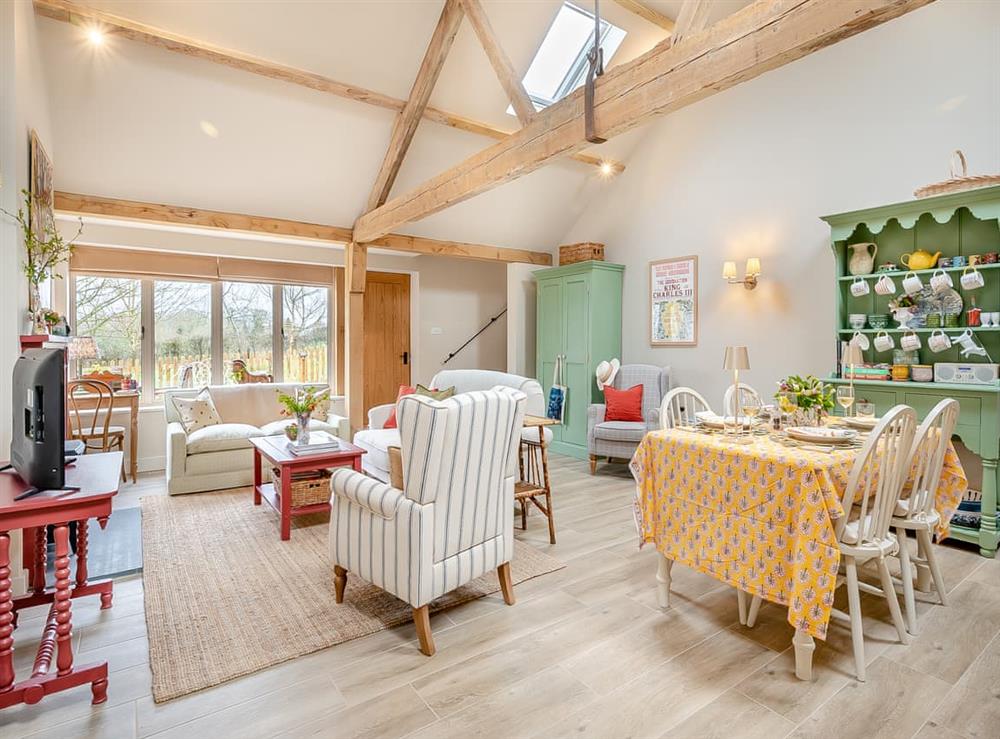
[141,489,565,703]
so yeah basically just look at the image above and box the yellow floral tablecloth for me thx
[630,430,967,639]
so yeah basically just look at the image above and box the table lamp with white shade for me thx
[842,342,864,416]
[723,346,750,432]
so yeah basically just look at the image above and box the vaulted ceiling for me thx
[35,0,749,252]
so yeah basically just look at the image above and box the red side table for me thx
[0,452,121,710]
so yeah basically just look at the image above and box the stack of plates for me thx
[843,416,878,430]
[695,411,754,430]
[785,427,858,445]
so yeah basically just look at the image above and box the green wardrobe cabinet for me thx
[534,261,624,459]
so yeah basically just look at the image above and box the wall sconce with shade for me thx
[723,258,761,290]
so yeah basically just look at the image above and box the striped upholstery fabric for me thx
[329,387,526,608]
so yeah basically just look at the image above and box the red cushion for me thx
[383,385,415,429]
[604,384,644,423]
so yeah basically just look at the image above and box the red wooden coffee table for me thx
[1,451,121,710]
[250,436,365,541]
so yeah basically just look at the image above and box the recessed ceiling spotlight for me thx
[200,120,220,139]
[87,27,105,46]
[599,161,615,177]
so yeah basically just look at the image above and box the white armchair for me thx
[329,386,527,656]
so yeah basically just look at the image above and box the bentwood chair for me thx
[328,387,526,656]
[892,398,960,634]
[743,404,917,681]
[68,379,127,479]
[723,382,762,417]
[659,387,712,429]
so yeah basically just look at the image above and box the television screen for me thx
[10,347,65,491]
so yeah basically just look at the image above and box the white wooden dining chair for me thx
[659,387,712,430]
[723,382,761,417]
[743,404,917,682]
[892,398,959,635]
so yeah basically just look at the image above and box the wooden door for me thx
[364,272,411,414]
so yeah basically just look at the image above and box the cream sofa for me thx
[164,383,349,495]
[353,369,545,483]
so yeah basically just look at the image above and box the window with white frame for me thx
[510,2,626,114]
[70,275,334,403]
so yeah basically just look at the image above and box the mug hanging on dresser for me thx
[928,329,952,352]
[874,274,897,295]
[850,331,871,351]
[873,330,895,352]
[930,269,954,293]
[960,266,985,290]
[902,271,924,296]
[900,330,921,351]
[850,276,870,297]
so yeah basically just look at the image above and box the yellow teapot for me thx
[900,249,941,270]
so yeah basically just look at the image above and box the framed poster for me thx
[649,256,698,346]
[30,129,54,238]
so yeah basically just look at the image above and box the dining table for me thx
[630,423,967,681]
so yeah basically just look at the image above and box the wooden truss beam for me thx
[53,192,552,265]
[461,0,535,125]
[672,0,713,44]
[613,0,676,32]
[353,0,933,243]
[365,0,464,211]
[32,0,620,174]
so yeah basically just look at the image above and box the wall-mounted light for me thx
[723,258,761,290]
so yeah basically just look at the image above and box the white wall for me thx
[506,263,540,378]
[1,0,56,594]
[558,0,1000,408]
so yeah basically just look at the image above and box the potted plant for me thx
[277,386,330,445]
[1,189,82,334]
[775,375,835,426]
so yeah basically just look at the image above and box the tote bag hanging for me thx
[547,354,567,422]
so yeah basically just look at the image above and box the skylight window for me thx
[511,2,626,114]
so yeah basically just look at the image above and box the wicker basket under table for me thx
[270,467,332,507]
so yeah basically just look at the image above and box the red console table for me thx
[0,452,121,710]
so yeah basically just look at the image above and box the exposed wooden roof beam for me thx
[613,0,676,32]
[461,0,535,125]
[672,0,713,44]
[54,191,552,266]
[365,0,464,211]
[353,0,933,244]
[32,0,621,174]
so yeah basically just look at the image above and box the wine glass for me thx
[836,386,855,417]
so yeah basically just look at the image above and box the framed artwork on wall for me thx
[30,129,54,237]
[649,255,698,347]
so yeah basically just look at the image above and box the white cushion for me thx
[840,517,898,555]
[892,498,940,525]
[259,418,341,437]
[186,423,264,454]
[353,428,400,474]
[520,426,553,445]
[172,388,222,433]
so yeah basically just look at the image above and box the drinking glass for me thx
[836,386,855,416]
[856,400,875,419]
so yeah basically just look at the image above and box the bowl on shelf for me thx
[911,364,934,382]
[848,313,867,330]
[867,314,890,329]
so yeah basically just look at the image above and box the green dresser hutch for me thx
[534,261,624,459]
[822,186,1000,557]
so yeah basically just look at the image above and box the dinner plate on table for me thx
[842,416,878,431]
[786,426,859,444]
[695,411,753,430]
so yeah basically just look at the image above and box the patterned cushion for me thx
[415,384,455,401]
[171,388,222,434]
[593,421,646,443]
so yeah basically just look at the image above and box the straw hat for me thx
[595,358,621,389]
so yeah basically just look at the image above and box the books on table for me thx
[284,431,341,455]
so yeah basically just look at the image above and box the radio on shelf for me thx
[933,362,1000,385]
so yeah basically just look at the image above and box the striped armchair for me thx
[328,387,527,656]
[587,364,671,474]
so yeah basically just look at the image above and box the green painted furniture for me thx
[534,261,623,459]
[822,186,1000,557]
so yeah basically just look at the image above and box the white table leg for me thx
[737,589,748,625]
[793,628,816,681]
[747,594,762,628]
[655,554,673,608]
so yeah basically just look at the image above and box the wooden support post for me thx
[345,243,367,435]
[334,267,346,396]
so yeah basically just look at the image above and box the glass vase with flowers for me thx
[277,386,330,445]
[775,375,835,427]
